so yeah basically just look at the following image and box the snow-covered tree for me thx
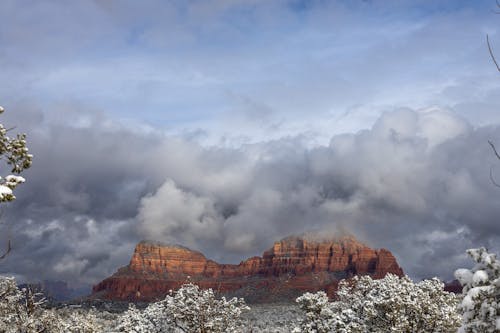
[454,248,500,333]
[117,303,166,333]
[0,276,104,333]
[294,274,461,333]
[164,283,249,332]
[54,307,105,333]
[117,283,249,333]
[294,289,354,332]
[0,105,33,260]
[0,106,32,203]
[0,276,58,332]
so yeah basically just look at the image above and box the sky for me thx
[0,0,500,287]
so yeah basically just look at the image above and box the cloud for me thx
[138,179,224,247]
[134,107,500,280]
[0,99,499,288]
[0,1,500,286]
[1,0,500,143]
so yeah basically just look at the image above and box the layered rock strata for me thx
[92,235,403,302]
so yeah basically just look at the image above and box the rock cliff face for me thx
[92,235,403,303]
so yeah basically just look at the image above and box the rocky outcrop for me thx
[444,279,463,294]
[92,235,403,303]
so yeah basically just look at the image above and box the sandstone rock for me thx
[92,235,403,303]
[444,279,462,294]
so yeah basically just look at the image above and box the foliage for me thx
[0,276,56,333]
[294,273,461,333]
[0,276,103,333]
[0,105,33,260]
[53,307,105,333]
[117,283,250,333]
[455,247,500,333]
[239,303,302,332]
[116,303,166,333]
[0,106,32,203]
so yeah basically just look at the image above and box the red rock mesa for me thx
[93,235,403,302]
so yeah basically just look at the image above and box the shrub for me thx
[0,276,102,333]
[294,274,461,333]
[455,248,500,333]
[117,283,249,333]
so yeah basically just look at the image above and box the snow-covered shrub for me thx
[0,276,59,332]
[294,289,354,332]
[54,307,105,333]
[117,283,249,333]
[240,303,302,333]
[0,276,103,333]
[164,283,249,332]
[455,247,500,333]
[116,303,166,333]
[294,273,461,333]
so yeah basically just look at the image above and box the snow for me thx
[1,247,498,332]
[117,283,249,332]
[0,107,32,202]
[455,248,500,333]
[294,274,461,332]
[0,185,12,196]
[5,175,25,183]
[0,185,13,201]
[455,268,473,285]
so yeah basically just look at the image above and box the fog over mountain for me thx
[0,106,499,285]
[0,0,499,286]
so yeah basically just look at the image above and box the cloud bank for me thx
[1,106,499,285]
[1,0,500,144]
[1,0,500,287]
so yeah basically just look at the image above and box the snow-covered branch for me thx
[116,283,250,333]
[455,248,500,332]
[294,274,461,333]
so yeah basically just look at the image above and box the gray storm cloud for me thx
[137,107,499,280]
[1,0,500,290]
[1,106,499,286]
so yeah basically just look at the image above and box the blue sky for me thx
[2,0,499,142]
[1,0,500,285]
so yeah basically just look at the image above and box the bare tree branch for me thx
[484,8,499,188]
[489,166,500,187]
[488,140,500,160]
[487,35,500,72]
[491,0,500,13]
[0,239,11,260]
[488,140,500,187]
